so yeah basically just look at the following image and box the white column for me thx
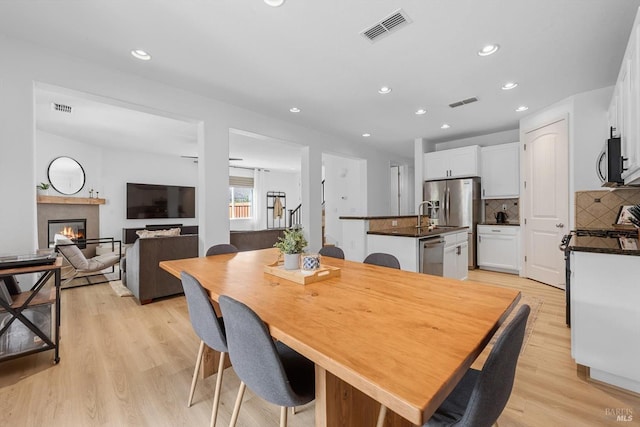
[301,145,322,252]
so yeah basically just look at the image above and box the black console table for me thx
[0,258,62,364]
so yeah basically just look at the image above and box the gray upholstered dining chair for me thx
[218,295,315,427]
[363,252,400,269]
[376,304,531,427]
[206,243,238,256]
[181,272,229,427]
[318,245,345,259]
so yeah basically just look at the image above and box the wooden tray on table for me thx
[264,260,341,285]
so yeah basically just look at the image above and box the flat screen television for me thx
[127,183,196,219]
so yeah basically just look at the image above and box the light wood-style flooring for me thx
[0,270,638,426]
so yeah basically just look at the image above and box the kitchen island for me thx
[565,229,640,394]
[367,226,468,279]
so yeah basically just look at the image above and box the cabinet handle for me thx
[479,236,481,243]
[555,223,564,228]
[491,229,501,232]
[482,188,485,197]
[456,245,461,255]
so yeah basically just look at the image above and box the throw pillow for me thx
[136,228,181,238]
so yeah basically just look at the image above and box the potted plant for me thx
[274,227,308,270]
[36,182,50,196]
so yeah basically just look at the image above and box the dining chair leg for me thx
[188,340,205,407]
[376,404,387,427]
[291,406,296,415]
[209,351,226,427]
[229,381,246,427]
[280,406,287,427]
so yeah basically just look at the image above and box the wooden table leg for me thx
[315,366,416,427]
[201,345,232,379]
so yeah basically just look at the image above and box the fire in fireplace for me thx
[48,219,87,248]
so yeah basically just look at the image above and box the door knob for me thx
[555,223,564,228]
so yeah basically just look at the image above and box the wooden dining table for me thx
[160,248,520,427]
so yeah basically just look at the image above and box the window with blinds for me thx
[229,176,254,219]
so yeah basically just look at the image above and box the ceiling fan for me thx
[180,155,243,163]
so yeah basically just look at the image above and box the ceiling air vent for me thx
[448,97,479,108]
[361,9,412,43]
[51,103,73,114]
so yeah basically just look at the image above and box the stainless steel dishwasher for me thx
[420,236,445,276]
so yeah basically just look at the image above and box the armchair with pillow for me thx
[54,235,122,287]
[125,228,198,304]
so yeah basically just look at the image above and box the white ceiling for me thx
[4,1,640,159]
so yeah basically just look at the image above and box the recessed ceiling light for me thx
[415,108,427,115]
[264,0,285,6]
[362,133,371,137]
[478,44,499,56]
[502,82,518,90]
[131,49,151,61]
[289,107,301,113]
[441,124,451,129]
[515,106,529,112]
[378,86,392,94]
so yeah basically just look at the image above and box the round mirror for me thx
[47,156,86,195]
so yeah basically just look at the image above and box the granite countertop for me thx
[340,215,420,220]
[367,226,468,238]
[479,222,520,226]
[568,235,640,256]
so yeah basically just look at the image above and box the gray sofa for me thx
[125,234,198,304]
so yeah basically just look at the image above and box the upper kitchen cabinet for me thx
[423,145,480,181]
[610,7,640,184]
[480,142,520,199]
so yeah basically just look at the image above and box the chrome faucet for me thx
[417,201,431,228]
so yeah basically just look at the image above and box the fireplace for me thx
[48,219,87,249]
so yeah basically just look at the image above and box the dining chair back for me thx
[318,245,345,259]
[424,304,531,427]
[377,304,530,427]
[363,252,400,269]
[206,244,239,256]
[181,272,228,427]
[219,295,315,426]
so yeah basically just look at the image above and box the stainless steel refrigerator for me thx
[423,177,482,268]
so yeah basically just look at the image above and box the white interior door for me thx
[522,118,569,287]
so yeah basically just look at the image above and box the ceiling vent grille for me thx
[361,9,411,42]
[448,97,479,108]
[51,103,73,114]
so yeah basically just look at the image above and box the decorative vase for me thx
[37,188,49,196]
[284,253,301,270]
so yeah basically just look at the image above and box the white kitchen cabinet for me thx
[424,145,480,181]
[609,7,640,184]
[477,225,520,274]
[480,143,519,199]
[443,231,468,280]
[366,234,418,272]
[571,251,640,393]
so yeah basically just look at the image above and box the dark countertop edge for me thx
[568,246,640,256]
[478,222,521,226]
[367,226,468,238]
[339,215,419,220]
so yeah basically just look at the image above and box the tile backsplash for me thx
[575,189,640,229]
[484,198,519,224]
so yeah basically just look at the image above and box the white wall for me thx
[322,153,366,247]
[36,131,198,240]
[435,129,520,151]
[0,35,410,255]
[36,131,103,197]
